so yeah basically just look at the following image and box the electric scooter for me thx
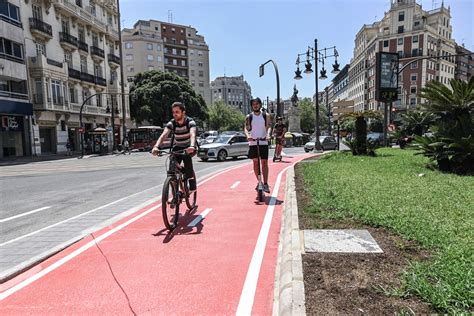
[273,137,283,162]
[254,137,267,202]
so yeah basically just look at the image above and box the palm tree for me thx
[400,111,436,136]
[340,110,382,155]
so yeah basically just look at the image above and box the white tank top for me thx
[249,113,268,146]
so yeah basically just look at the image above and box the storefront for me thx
[0,100,33,159]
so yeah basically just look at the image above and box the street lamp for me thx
[259,60,282,117]
[294,39,340,152]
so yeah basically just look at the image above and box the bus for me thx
[128,126,172,151]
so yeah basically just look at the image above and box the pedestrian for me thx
[66,138,72,156]
[123,137,130,154]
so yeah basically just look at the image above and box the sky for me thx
[120,0,474,101]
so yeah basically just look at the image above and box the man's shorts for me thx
[248,145,269,160]
[275,137,284,145]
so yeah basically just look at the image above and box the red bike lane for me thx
[0,154,310,315]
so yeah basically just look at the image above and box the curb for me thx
[273,165,306,315]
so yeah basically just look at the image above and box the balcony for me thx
[78,40,89,53]
[90,46,105,60]
[95,76,106,86]
[29,18,53,40]
[68,67,82,80]
[59,32,78,50]
[80,72,96,84]
[107,53,120,66]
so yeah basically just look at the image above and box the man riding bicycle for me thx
[152,102,197,191]
[272,116,286,159]
[245,97,272,193]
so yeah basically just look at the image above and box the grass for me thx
[296,148,474,314]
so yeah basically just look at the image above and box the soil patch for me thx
[295,165,435,315]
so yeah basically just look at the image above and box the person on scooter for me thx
[244,97,272,193]
[272,116,286,160]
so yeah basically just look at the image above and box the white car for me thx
[304,136,338,152]
[198,134,249,161]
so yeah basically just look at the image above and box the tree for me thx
[400,111,436,136]
[299,97,328,133]
[414,77,474,174]
[129,71,207,127]
[208,101,245,132]
[340,110,382,155]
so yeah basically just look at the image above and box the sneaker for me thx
[263,183,270,193]
[255,184,259,191]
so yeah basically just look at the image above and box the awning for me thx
[0,100,33,116]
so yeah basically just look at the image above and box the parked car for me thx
[304,136,338,152]
[197,131,219,146]
[221,131,241,135]
[367,132,384,145]
[199,135,218,146]
[198,134,249,161]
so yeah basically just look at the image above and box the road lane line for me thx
[187,208,213,227]
[230,181,241,189]
[0,203,162,301]
[236,164,292,316]
[0,207,51,223]
[0,161,251,298]
[0,161,249,247]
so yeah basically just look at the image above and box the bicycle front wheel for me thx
[162,176,179,230]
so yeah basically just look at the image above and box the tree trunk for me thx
[355,116,367,155]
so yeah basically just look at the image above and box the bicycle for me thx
[158,149,197,231]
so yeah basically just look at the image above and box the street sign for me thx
[388,124,396,132]
[376,52,399,102]
[78,127,84,133]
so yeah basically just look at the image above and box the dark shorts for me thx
[173,147,195,179]
[275,136,284,145]
[248,145,269,160]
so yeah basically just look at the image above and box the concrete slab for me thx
[304,229,383,253]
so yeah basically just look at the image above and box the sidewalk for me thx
[0,155,309,314]
[0,151,126,167]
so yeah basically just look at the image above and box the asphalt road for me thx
[0,147,306,244]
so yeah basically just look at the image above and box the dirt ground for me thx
[295,167,435,315]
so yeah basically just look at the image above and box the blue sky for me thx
[121,0,473,101]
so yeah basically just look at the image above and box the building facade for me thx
[122,19,211,106]
[18,0,130,156]
[210,75,251,114]
[455,44,474,81]
[0,0,33,158]
[348,0,457,112]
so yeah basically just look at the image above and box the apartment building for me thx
[19,0,129,155]
[210,75,252,114]
[0,0,32,158]
[122,19,211,106]
[348,0,456,112]
[455,44,474,81]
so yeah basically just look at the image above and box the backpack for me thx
[246,112,268,131]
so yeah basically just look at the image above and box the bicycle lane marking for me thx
[0,161,251,300]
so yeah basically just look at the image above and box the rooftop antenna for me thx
[168,10,173,23]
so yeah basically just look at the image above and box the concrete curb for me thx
[273,165,306,315]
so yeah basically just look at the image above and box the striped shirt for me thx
[166,117,196,148]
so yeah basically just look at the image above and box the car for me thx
[221,131,241,135]
[367,132,384,145]
[304,136,338,152]
[198,134,249,161]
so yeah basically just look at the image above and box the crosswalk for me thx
[0,153,165,177]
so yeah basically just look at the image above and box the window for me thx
[107,13,113,26]
[180,29,184,34]
[164,57,169,64]
[94,63,102,77]
[157,56,162,62]
[92,33,99,47]
[198,62,203,67]
[148,65,154,71]
[171,27,175,32]
[156,44,161,51]
[191,80,195,86]
[181,60,186,66]
[410,86,417,94]
[398,11,405,22]
[398,26,404,34]
[397,50,403,58]
[34,40,46,57]
[181,50,186,56]
[171,38,176,44]
[411,74,417,81]
[125,54,133,60]
[172,48,177,55]
[411,61,418,69]
[163,47,168,54]
[147,54,153,61]
[173,59,177,65]
[199,81,204,87]
[80,56,87,72]
[147,43,153,50]
[127,66,134,72]
[412,35,418,43]
[90,3,96,16]
[412,48,418,57]
[32,4,42,20]
[51,80,62,105]
[69,86,77,103]
[190,60,194,66]
[163,37,167,42]
[397,38,403,45]
[125,42,133,49]
[410,98,416,105]
[199,71,204,77]
[190,69,195,76]
[198,51,203,56]
[414,21,420,27]
[190,49,194,55]
[383,40,389,48]
[0,1,21,26]
[180,40,185,45]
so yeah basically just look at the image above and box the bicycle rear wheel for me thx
[162,176,179,230]
[184,172,197,211]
